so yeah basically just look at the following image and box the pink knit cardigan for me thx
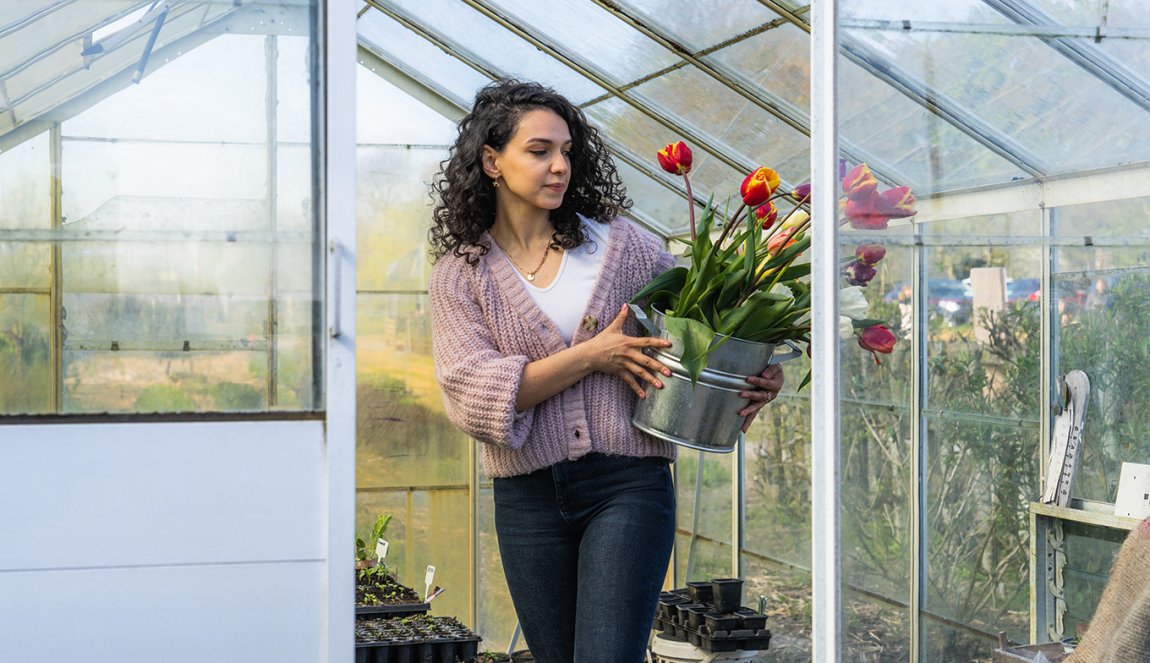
[430,217,678,478]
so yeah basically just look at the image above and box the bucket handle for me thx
[768,339,804,366]
[628,303,661,337]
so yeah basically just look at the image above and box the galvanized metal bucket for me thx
[629,305,802,453]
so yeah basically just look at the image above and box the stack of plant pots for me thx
[651,578,771,654]
[355,573,481,663]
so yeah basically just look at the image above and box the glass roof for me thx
[1,0,1148,235]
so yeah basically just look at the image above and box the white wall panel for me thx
[0,560,325,663]
[0,420,326,570]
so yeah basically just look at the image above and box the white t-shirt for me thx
[511,216,610,344]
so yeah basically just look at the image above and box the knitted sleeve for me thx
[429,257,534,449]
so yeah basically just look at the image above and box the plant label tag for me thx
[375,538,389,562]
[424,564,436,601]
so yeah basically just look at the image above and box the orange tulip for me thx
[766,226,800,255]
[740,167,780,207]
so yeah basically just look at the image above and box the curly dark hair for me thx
[429,79,631,263]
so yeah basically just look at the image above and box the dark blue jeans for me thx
[494,453,676,663]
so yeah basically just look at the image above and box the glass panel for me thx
[0,12,323,415]
[837,53,1028,193]
[923,617,993,662]
[1060,521,1124,642]
[356,11,490,107]
[925,416,1037,643]
[357,146,446,292]
[1027,0,1150,30]
[356,488,472,630]
[486,0,678,83]
[476,475,517,651]
[710,23,812,111]
[630,64,811,186]
[846,593,911,662]
[0,135,50,289]
[743,556,812,660]
[0,132,50,229]
[364,0,606,105]
[745,390,811,571]
[357,293,466,488]
[615,0,787,53]
[674,450,734,581]
[356,67,456,146]
[0,294,51,415]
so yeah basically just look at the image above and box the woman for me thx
[428,79,783,663]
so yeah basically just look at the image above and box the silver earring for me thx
[492,177,500,188]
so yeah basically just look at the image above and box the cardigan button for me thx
[574,429,581,438]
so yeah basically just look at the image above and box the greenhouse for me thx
[1,0,1149,661]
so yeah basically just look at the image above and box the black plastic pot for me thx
[684,605,709,631]
[735,608,767,631]
[703,611,740,633]
[710,578,744,613]
[675,602,704,626]
[686,581,714,605]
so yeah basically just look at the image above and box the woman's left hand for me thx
[739,364,785,433]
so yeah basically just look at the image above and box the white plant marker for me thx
[424,565,436,602]
[374,538,389,564]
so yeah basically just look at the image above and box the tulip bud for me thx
[781,209,809,231]
[858,325,897,364]
[841,163,878,201]
[755,202,778,228]
[657,141,692,176]
[741,167,780,207]
[766,226,799,255]
[843,260,877,287]
[789,182,811,203]
[855,243,886,265]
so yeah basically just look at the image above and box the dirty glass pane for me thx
[924,416,1037,645]
[488,0,677,83]
[675,450,734,581]
[357,146,444,293]
[356,10,489,107]
[0,8,325,415]
[369,0,606,104]
[0,293,51,415]
[475,476,517,651]
[616,0,786,53]
[710,23,812,111]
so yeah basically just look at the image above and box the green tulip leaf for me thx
[664,314,716,384]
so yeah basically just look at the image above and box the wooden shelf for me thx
[1030,498,1142,532]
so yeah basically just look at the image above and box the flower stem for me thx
[684,174,696,241]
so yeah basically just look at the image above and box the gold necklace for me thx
[507,242,551,282]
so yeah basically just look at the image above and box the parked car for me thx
[1006,277,1041,303]
[884,279,973,326]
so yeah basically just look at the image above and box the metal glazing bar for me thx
[0,0,146,79]
[49,122,63,414]
[755,0,812,33]
[0,0,82,38]
[810,0,842,660]
[450,0,761,176]
[840,38,1049,176]
[265,34,280,408]
[841,18,1150,40]
[595,0,912,188]
[910,223,927,661]
[983,0,1150,112]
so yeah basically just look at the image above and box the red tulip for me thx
[741,167,780,207]
[874,186,917,218]
[855,243,886,265]
[755,201,778,228]
[858,325,897,364]
[841,163,878,201]
[657,141,693,176]
[790,182,811,203]
[844,261,877,287]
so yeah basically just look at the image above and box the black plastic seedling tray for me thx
[653,585,771,653]
[355,602,432,618]
[354,635,481,663]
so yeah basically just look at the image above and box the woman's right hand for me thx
[582,304,674,398]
